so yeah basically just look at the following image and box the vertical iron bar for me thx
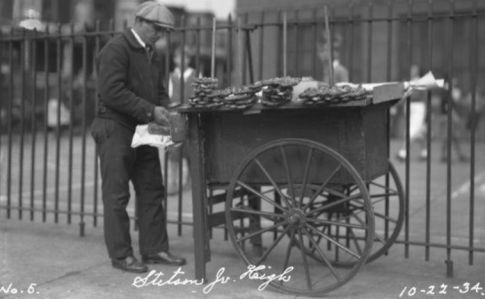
[93,20,100,227]
[238,16,244,86]
[277,11,282,77]
[227,14,233,86]
[348,4,354,82]
[425,0,434,262]
[445,0,455,278]
[366,3,373,82]
[195,17,201,77]
[180,16,186,103]
[245,30,254,84]
[385,0,394,251]
[468,0,478,266]
[294,10,299,77]
[237,16,243,86]
[42,27,50,222]
[324,6,332,84]
[0,34,3,209]
[386,1,393,83]
[162,30,171,232]
[7,28,14,219]
[178,21,187,236]
[30,29,38,221]
[242,13,249,85]
[54,23,62,223]
[67,24,75,224]
[258,11,265,81]
[211,17,216,78]
[283,11,288,77]
[19,28,26,220]
[79,24,88,237]
[330,6,336,83]
[404,0,413,259]
[312,9,317,79]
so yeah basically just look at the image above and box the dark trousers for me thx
[91,117,168,259]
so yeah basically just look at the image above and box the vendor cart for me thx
[178,82,405,296]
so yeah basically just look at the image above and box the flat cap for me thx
[135,1,174,31]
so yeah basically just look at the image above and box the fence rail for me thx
[1,0,484,278]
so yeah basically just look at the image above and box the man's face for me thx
[148,23,167,44]
[139,21,167,45]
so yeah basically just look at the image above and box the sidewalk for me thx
[1,216,484,299]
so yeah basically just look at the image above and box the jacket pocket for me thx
[90,118,114,144]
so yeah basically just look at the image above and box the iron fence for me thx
[0,0,484,278]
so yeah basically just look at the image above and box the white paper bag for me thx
[131,124,174,148]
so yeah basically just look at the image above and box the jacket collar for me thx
[124,28,145,50]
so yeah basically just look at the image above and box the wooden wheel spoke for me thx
[306,217,368,230]
[347,228,363,256]
[280,146,297,207]
[236,220,288,243]
[237,180,286,212]
[298,147,315,207]
[302,227,342,282]
[306,224,361,259]
[280,228,296,280]
[254,158,292,208]
[350,213,369,233]
[369,192,399,200]
[373,231,388,244]
[305,192,361,217]
[347,185,359,194]
[368,180,399,193]
[231,206,285,221]
[303,165,342,211]
[372,211,398,223]
[255,224,292,266]
[297,229,313,290]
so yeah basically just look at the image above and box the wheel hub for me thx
[287,209,306,227]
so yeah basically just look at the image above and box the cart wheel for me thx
[303,160,405,267]
[225,138,374,297]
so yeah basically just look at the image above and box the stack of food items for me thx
[187,77,221,108]
[299,84,368,106]
[222,86,259,110]
[260,77,301,107]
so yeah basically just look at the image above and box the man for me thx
[91,1,186,273]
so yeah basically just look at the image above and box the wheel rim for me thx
[225,139,374,296]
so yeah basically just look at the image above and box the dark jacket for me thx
[96,29,171,131]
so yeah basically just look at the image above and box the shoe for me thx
[142,251,186,266]
[112,256,148,273]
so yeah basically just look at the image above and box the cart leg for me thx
[188,114,209,282]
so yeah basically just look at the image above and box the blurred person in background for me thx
[318,40,349,84]
[396,65,428,161]
[91,1,186,274]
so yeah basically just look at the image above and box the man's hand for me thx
[148,122,170,136]
[153,106,169,126]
